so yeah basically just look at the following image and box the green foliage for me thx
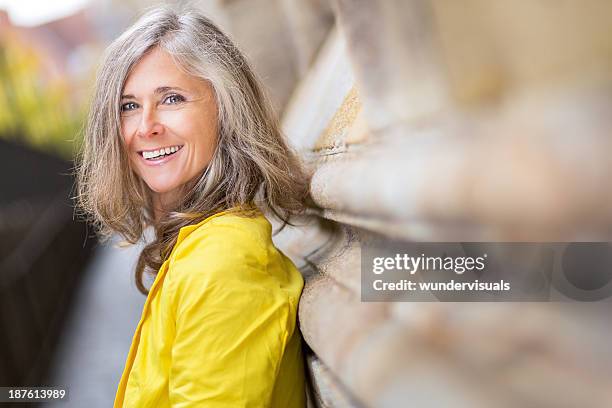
[0,39,85,159]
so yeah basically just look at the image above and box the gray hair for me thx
[76,5,311,294]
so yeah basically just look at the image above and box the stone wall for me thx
[219,1,612,406]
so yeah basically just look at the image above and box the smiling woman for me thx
[119,47,219,214]
[75,5,311,407]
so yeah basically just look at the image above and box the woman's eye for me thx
[121,102,138,112]
[163,94,186,105]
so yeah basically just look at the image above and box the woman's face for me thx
[120,46,218,207]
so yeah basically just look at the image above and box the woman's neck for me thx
[151,191,177,222]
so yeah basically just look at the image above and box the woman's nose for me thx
[137,105,164,138]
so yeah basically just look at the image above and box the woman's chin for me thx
[141,176,175,191]
[145,181,181,200]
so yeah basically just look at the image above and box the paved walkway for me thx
[43,236,145,407]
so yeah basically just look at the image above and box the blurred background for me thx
[0,1,146,406]
[1,0,612,407]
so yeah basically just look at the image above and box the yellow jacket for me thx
[114,207,306,407]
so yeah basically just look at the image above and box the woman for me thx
[76,5,310,407]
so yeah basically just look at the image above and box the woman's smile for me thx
[138,144,184,166]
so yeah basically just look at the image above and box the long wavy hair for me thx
[76,5,311,295]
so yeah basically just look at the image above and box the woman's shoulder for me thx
[167,207,276,283]
[173,208,270,258]
[204,207,272,244]
[165,207,304,316]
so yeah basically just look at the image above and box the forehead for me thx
[122,47,204,94]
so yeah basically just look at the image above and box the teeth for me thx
[142,145,181,159]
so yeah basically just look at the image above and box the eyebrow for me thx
[121,86,187,100]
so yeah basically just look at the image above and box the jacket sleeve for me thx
[166,223,296,407]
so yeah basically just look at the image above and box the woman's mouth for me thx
[138,145,184,165]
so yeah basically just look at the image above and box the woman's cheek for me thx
[120,123,132,146]
[159,111,188,132]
